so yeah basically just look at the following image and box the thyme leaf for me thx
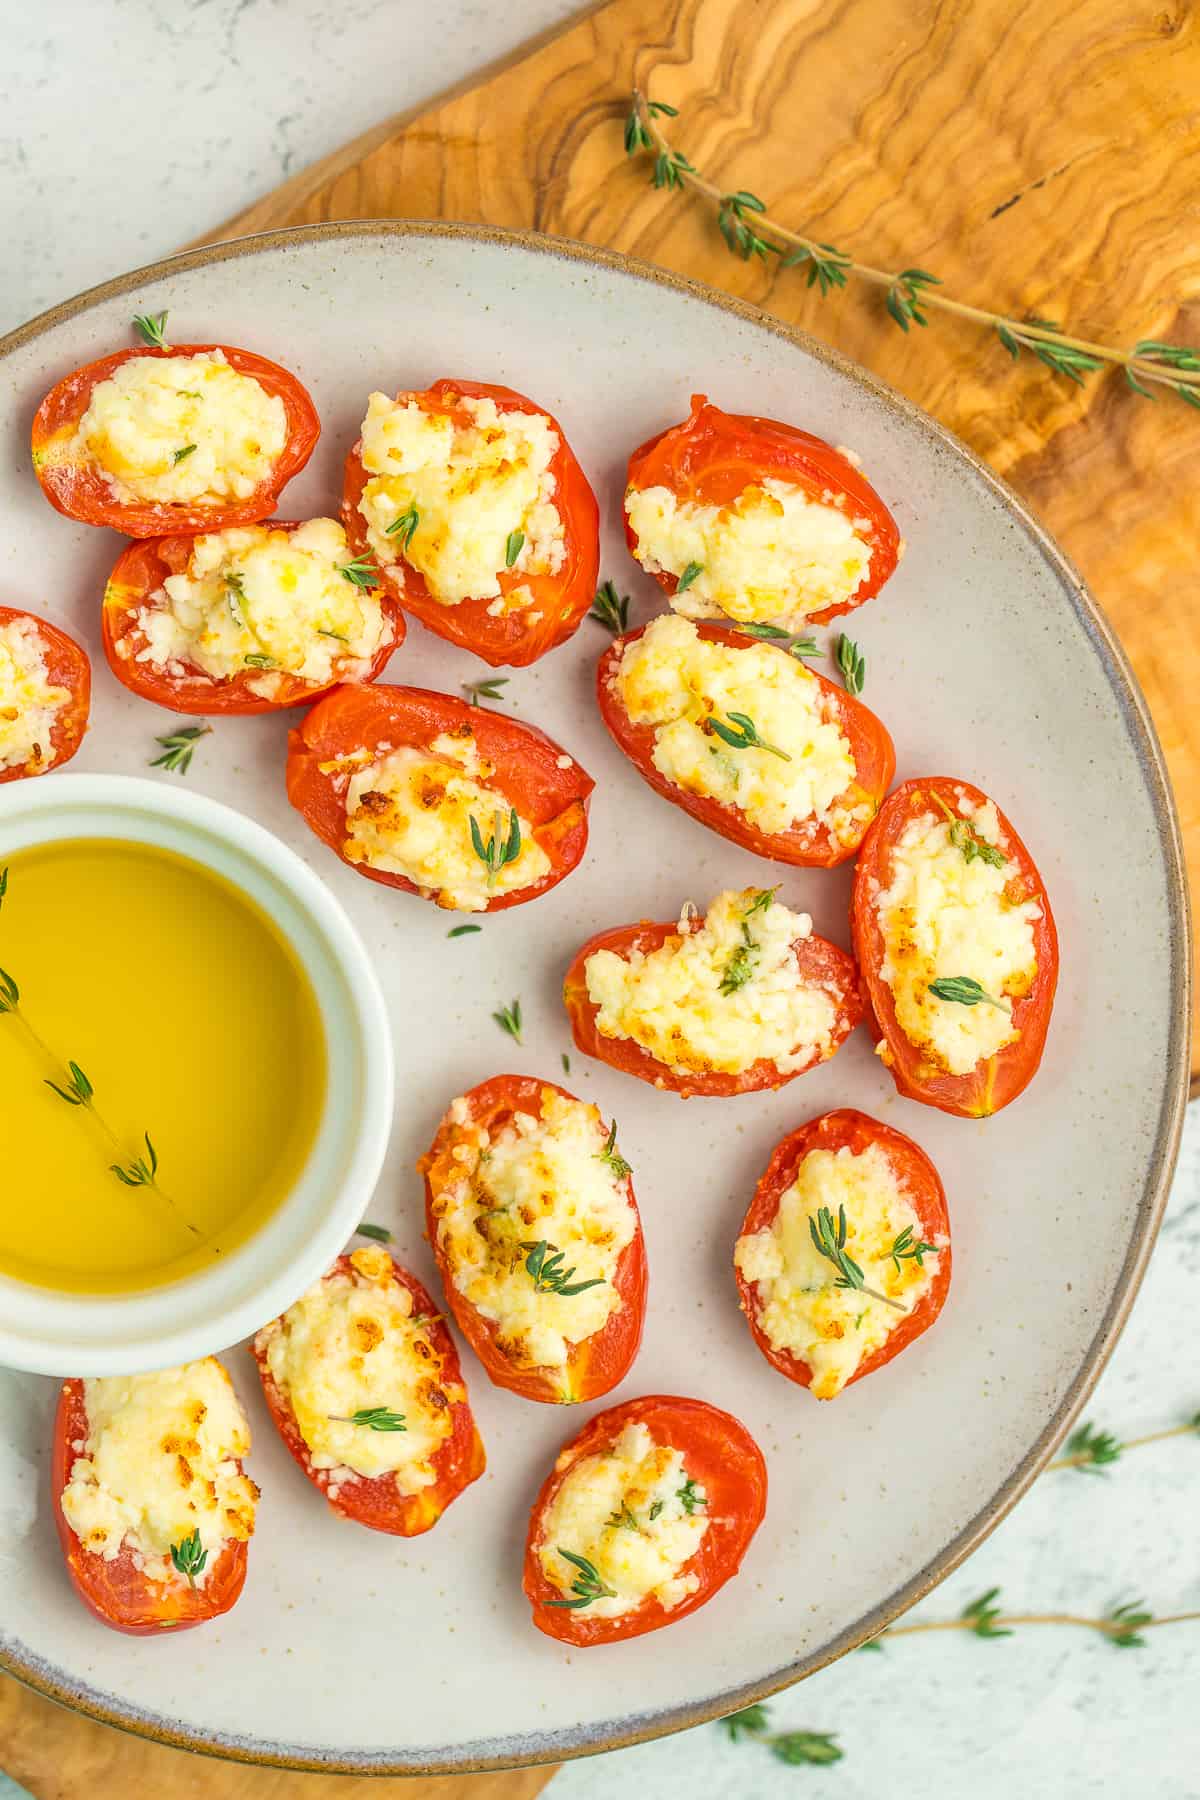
[520,1239,605,1297]
[505,529,525,568]
[329,1406,407,1432]
[808,1205,907,1313]
[151,724,211,775]
[493,997,522,1042]
[705,709,791,760]
[547,1549,617,1609]
[469,807,521,888]
[596,1120,631,1180]
[835,632,866,695]
[133,311,169,348]
[387,505,420,550]
[463,676,508,706]
[170,1527,207,1588]
[675,559,704,593]
[589,580,631,633]
[928,975,1010,1011]
[339,557,380,589]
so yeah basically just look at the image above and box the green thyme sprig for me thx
[676,1476,706,1515]
[735,622,821,661]
[624,93,1200,406]
[705,709,791,761]
[866,1588,1199,1651]
[45,1060,93,1107]
[547,1550,617,1609]
[329,1407,407,1432]
[835,633,866,695]
[387,505,420,550]
[111,1131,160,1190]
[809,1204,907,1313]
[1046,1412,1200,1474]
[169,1528,207,1588]
[338,557,380,589]
[719,1704,842,1768]
[521,1239,605,1298]
[590,580,631,633]
[890,1225,938,1274]
[133,311,170,349]
[470,808,521,888]
[151,724,211,775]
[928,975,1011,1011]
[597,1121,632,1180]
[720,922,761,995]
[493,997,522,1042]
[463,676,508,707]
[932,793,1007,867]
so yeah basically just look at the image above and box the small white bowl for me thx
[0,772,394,1376]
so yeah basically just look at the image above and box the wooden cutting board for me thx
[7,0,1198,1793]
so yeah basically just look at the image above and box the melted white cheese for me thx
[611,614,863,839]
[72,351,287,506]
[537,1421,708,1619]
[134,518,389,693]
[340,730,549,909]
[735,1142,941,1398]
[357,391,565,606]
[59,1358,257,1585]
[625,476,872,629]
[255,1245,459,1495]
[0,616,69,774]
[877,798,1040,1075]
[584,887,836,1076]
[431,1086,636,1379]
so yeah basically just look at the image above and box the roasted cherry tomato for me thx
[51,1377,250,1634]
[420,1075,648,1404]
[253,1250,485,1536]
[0,604,90,781]
[596,618,895,866]
[524,1394,767,1645]
[341,378,599,667]
[32,343,320,536]
[852,776,1058,1118]
[286,681,594,911]
[624,393,900,628]
[563,891,862,1098]
[734,1109,951,1398]
[101,526,403,716]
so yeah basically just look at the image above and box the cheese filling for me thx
[72,351,288,506]
[735,1142,941,1399]
[538,1421,709,1619]
[877,798,1040,1076]
[0,617,68,774]
[625,477,872,630]
[611,614,864,839]
[357,391,566,607]
[257,1246,459,1494]
[584,887,836,1075]
[340,731,549,910]
[431,1087,636,1379]
[134,519,390,692]
[59,1358,258,1585]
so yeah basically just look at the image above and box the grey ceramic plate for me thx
[0,223,1188,1774]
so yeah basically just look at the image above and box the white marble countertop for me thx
[0,2,1196,1794]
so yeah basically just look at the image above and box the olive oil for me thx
[0,837,326,1294]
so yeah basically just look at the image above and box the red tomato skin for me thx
[51,1378,249,1635]
[524,1394,767,1645]
[420,1075,648,1404]
[596,620,895,866]
[252,1253,485,1536]
[31,344,320,536]
[0,605,90,781]
[623,394,901,625]
[734,1109,952,1395]
[851,777,1059,1118]
[340,378,600,668]
[100,528,403,716]
[286,681,594,911]
[563,911,863,1098]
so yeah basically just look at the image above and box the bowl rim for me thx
[0,770,395,1375]
[0,218,1189,1777]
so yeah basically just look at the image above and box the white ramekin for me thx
[0,773,394,1376]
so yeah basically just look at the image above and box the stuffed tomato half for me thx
[524,1394,766,1645]
[421,1075,647,1405]
[597,614,894,865]
[286,681,593,912]
[52,1359,258,1634]
[32,329,320,536]
[624,393,900,633]
[0,604,90,781]
[852,777,1058,1117]
[734,1109,950,1400]
[102,519,402,715]
[342,377,599,667]
[564,886,861,1098]
[253,1246,484,1536]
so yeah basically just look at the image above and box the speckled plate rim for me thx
[0,219,1189,1777]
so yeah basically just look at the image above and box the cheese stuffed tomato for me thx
[524,1395,766,1645]
[53,1358,258,1634]
[286,682,593,912]
[0,605,90,781]
[32,332,319,536]
[341,377,599,667]
[420,1076,647,1405]
[564,885,861,1098]
[623,393,900,633]
[734,1109,950,1400]
[852,777,1058,1118]
[102,519,402,715]
[596,614,894,866]
[253,1246,485,1536]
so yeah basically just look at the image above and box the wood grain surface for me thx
[7,0,1198,1793]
